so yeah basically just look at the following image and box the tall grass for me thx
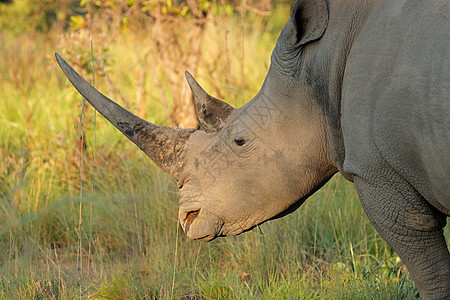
[0,5,448,299]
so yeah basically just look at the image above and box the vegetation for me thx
[0,1,448,299]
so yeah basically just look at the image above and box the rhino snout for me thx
[179,208,223,242]
[183,209,200,234]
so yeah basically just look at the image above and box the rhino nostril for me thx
[184,209,200,233]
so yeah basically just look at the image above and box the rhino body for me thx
[56,0,450,298]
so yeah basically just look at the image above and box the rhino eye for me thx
[234,137,245,146]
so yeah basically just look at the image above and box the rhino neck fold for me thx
[300,0,377,181]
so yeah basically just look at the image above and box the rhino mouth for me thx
[183,209,200,233]
[179,208,224,242]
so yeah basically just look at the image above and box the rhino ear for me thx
[292,0,329,45]
[185,72,235,133]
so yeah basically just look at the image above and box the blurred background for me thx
[0,0,444,298]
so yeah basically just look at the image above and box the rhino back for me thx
[341,0,450,213]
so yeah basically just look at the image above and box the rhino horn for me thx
[185,71,234,133]
[55,53,195,179]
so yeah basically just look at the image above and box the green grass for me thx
[0,6,448,299]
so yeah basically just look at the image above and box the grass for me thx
[0,4,448,299]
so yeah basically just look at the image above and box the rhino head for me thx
[56,0,337,241]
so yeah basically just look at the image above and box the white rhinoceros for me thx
[56,0,450,298]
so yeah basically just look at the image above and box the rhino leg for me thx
[354,174,450,300]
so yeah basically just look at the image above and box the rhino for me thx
[56,0,450,298]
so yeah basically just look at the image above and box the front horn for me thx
[55,53,195,179]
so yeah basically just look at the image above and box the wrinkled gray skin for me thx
[56,0,450,298]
